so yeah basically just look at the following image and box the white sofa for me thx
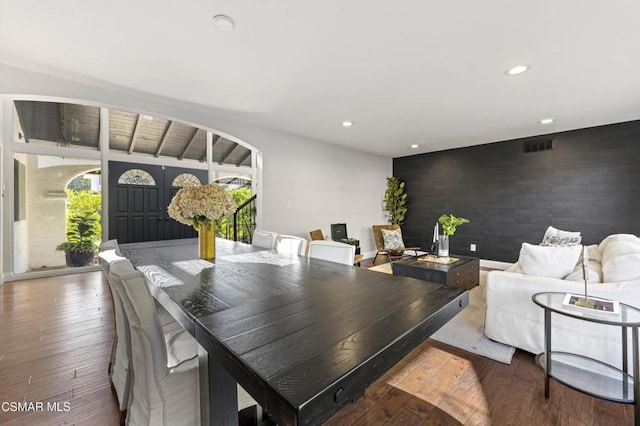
[485,234,640,372]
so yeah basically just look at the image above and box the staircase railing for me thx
[231,194,257,244]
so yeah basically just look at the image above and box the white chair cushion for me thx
[518,243,582,279]
[381,228,405,250]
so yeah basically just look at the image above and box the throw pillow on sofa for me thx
[518,243,582,279]
[601,236,640,282]
[599,234,640,252]
[540,226,582,247]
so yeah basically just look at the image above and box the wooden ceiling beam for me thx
[235,149,252,167]
[58,103,68,145]
[128,114,143,154]
[155,121,174,157]
[219,144,240,165]
[201,134,220,162]
[14,102,30,143]
[178,128,200,160]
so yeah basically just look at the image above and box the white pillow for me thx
[564,260,603,283]
[518,243,582,279]
[601,239,640,282]
[587,244,602,263]
[540,226,582,247]
[599,234,640,252]
[381,228,405,250]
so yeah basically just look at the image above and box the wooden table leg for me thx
[199,345,238,426]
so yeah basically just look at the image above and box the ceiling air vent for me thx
[523,138,553,153]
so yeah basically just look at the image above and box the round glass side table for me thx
[533,292,640,424]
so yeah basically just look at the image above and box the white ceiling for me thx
[1,1,639,157]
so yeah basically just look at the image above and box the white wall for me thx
[262,135,389,252]
[0,63,391,255]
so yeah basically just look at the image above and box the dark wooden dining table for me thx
[120,238,468,426]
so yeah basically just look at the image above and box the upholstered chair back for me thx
[252,229,278,249]
[276,235,309,256]
[308,240,356,266]
[100,239,122,255]
[99,252,135,411]
[109,263,168,422]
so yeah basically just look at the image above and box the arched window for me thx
[117,169,156,186]
[172,173,201,187]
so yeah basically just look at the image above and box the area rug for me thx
[368,266,516,364]
[368,262,393,274]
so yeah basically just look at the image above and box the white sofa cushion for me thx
[601,237,640,282]
[518,243,582,279]
[540,226,582,247]
[564,259,603,283]
[599,234,640,252]
[586,244,602,263]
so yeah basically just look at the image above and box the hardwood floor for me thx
[0,272,121,425]
[0,270,633,425]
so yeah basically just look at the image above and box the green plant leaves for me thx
[438,214,470,236]
[384,177,408,225]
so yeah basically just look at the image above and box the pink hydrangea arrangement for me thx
[168,183,236,230]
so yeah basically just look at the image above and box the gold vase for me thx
[198,220,216,259]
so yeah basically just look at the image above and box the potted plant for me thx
[56,212,100,267]
[383,177,408,225]
[437,214,470,258]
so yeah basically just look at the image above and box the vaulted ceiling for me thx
[2,2,640,157]
[14,101,252,167]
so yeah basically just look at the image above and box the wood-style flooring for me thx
[0,270,633,425]
[0,272,121,425]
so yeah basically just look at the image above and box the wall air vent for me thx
[523,138,553,153]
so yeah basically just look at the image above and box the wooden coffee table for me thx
[392,255,480,289]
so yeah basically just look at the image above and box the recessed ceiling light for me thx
[506,65,530,76]
[213,14,235,31]
[539,118,554,124]
[411,144,419,149]
[342,121,353,127]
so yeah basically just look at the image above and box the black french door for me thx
[108,161,208,243]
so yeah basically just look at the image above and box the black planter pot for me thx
[65,252,96,267]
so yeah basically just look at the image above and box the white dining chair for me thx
[109,265,257,425]
[308,240,356,266]
[276,234,309,256]
[252,229,278,249]
[100,239,123,255]
[98,249,135,411]
[101,256,199,413]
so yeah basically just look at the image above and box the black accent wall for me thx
[393,120,640,263]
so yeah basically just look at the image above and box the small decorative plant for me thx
[56,212,100,266]
[384,177,408,225]
[438,214,470,236]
